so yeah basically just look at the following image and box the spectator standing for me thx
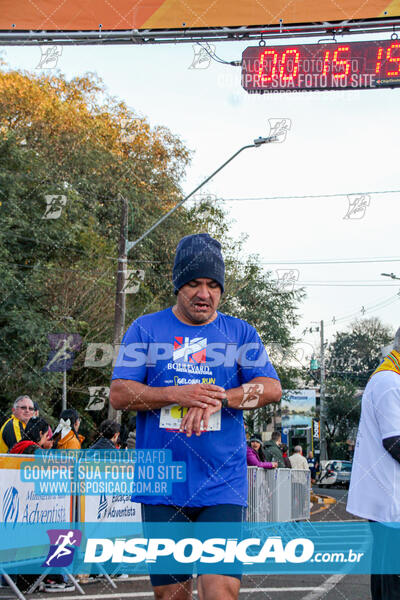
[307,451,318,482]
[263,431,285,467]
[289,446,309,469]
[9,417,52,454]
[52,409,84,449]
[280,443,292,468]
[0,395,34,453]
[247,436,277,469]
[90,420,120,449]
[347,327,400,599]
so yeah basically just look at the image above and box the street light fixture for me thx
[126,135,277,253]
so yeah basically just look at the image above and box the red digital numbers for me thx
[258,47,300,82]
[375,47,384,74]
[322,50,330,76]
[375,43,400,77]
[258,49,278,83]
[243,39,400,92]
[386,42,400,77]
[279,48,300,81]
[332,46,351,79]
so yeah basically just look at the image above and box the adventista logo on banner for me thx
[2,486,19,526]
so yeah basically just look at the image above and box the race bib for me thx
[159,405,221,431]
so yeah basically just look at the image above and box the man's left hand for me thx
[180,404,222,437]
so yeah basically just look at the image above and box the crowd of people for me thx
[0,398,129,592]
[246,430,319,478]
[0,396,136,456]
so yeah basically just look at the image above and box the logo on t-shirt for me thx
[173,337,207,363]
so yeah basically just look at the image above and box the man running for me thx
[110,233,281,600]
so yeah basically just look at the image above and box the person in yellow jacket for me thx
[52,408,84,449]
[0,395,35,453]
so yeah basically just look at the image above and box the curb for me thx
[311,493,336,505]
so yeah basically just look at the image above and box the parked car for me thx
[317,460,352,488]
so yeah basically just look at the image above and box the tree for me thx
[326,317,393,387]
[0,66,305,440]
[324,378,360,459]
[0,67,193,431]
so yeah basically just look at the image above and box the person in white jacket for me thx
[289,446,309,469]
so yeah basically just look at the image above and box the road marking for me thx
[46,586,325,599]
[310,504,330,516]
[300,574,345,599]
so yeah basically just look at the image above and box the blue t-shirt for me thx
[112,308,279,507]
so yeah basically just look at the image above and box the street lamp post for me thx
[125,136,277,254]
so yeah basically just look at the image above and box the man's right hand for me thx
[166,384,226,409]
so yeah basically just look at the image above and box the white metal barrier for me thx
[247,467,310,521]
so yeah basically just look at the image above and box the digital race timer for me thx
[241,39,400,92]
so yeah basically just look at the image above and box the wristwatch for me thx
[221,396,229,408]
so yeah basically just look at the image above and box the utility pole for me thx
[319,319,328,461]
[62,370,67,412]
[108,195,128,422]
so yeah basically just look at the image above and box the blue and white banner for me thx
[0,522,398,575]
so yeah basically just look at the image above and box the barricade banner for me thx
[0,521,394,575]
[0,454,73,567]
[81,493,141,523]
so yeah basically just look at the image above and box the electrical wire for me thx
[221,189,400,202]
[264,257,400,265]
[195,42,241,66]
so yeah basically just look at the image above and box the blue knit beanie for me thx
[172,233,225,294]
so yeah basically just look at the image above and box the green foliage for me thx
[0,66,305,440]
[324,377,360,457]
[326,317,393,387]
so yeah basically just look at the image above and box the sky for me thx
[2,33,400,360]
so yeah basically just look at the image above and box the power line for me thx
[263,257,400,265]
[221,189,400,203]
[300,293,400,334]
[294,283,400,287]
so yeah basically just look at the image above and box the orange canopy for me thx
[0,0,399,31]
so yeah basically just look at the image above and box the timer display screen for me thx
[242,40,400,92]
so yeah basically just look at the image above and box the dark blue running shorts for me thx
[141,503,246,587]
